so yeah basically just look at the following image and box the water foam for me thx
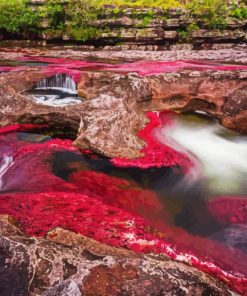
[0,155,13,190]
[161,118,247,194]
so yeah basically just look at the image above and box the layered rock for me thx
[1,4,246,48]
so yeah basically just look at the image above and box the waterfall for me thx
[0,155,13,190]
[36,74,77,94]
[31,73,82,107]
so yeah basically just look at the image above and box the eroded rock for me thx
[0,215,238,296]
[0,63,246,158]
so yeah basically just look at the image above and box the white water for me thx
[36,74,77,94]
[160,117,247,194]
[0,155,13,190]
[32,94,82,107]
[32,74,83,107]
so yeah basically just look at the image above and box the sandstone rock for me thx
[92,17,163,28]
[170,43,194,50]
[163,18,180,28]
[191,29,246,41]
[167,7,187,17]
[100,28,168,40]
[226,17,245,29]
[163,30,178,39]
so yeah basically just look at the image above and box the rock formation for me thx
[0,56,246,158]
[0,215,239,295]
[0,50,247,295]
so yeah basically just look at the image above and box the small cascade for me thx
[36,74,77,94]
[30,73,83,107]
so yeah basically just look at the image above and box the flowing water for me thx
[0,57,247,293]
[162,113,247,195]
[28,73,83,107]
[36,73,77,92]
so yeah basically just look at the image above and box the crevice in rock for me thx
[17,114,80,141]
[185,98,217,112]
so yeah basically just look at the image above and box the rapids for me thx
[160,113,247,195]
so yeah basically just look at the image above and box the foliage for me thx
[230,6,247,20]
[186,0,228,29]
[0,0,39,33]
[65,0,102,41]
[41,0,65,30]
[178,29,189,39]
[103,0,182,9]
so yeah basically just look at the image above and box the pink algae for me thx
[2,56,247,78]
[19,56,247,76]
[0,124,48,135]
[112,111,193,172]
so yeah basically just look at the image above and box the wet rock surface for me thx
[0,215,238,296]
[1,46,247,63]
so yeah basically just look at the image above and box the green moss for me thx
[105,0,182,9]
[112,7,120,15]
[178,29,189,40]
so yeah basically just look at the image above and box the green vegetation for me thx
[186,0,228,29]
[0,0,39,33]
[101,0,181,9]
[65,0,102,41]
[230,6,247,20]
[0,0,246,41]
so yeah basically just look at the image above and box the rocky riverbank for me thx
[0,215,238,296]
[0,48,247,295]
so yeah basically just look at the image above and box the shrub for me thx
[186,0,228,29]
[65,0,102,41]
[230,6,247,20]
[0,0,245,41]
[0,0,39,33]
[41,0,66,30]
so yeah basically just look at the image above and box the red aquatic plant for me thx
[0,115,247,294]
[112,111,193,172]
